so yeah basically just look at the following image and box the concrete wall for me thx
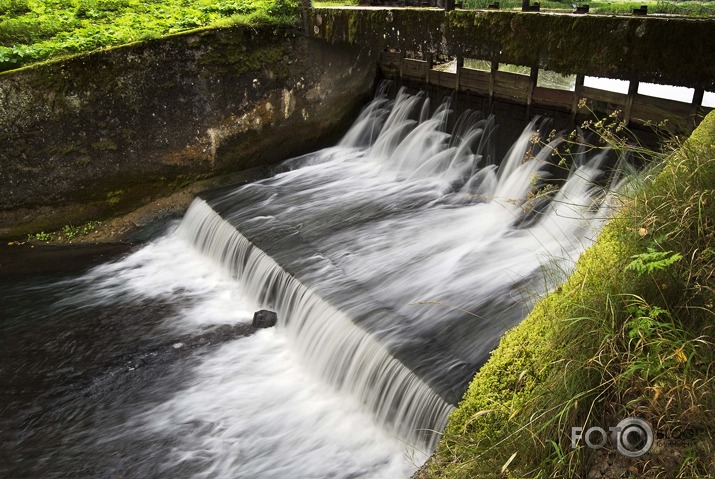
[0,25,376,238]
[308,8,715,90]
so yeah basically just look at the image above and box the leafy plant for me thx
[626,248,683,276]
[29,231,51,241]
[60,220,101,239]
[0,0,32,16]
[26,220,101,242]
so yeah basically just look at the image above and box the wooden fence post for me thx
[624,80,639,125]
[571,74,585,122]
[526,66,538,120]
[425,52,434,85]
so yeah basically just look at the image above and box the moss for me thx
[106,189,125,205]
[426,111,715,478]
[311,8,715,90]
[50,143,87,156]
[200,33,282,64]
[429,226,638,478]
[348,12,359,44]
[91,139,118,151]
[193,27,293,78]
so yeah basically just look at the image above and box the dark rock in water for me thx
[252,310,278,328]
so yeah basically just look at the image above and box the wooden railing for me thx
[380,51,712,131]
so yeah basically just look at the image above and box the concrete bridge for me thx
[305,7,715,133]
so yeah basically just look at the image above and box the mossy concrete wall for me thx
[0,25,375,238]
[309,8,715,90]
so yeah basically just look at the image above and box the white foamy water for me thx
[142,330,425,479]
[57,87,633,478]
[62,231,427,478]
[62,231,258,332]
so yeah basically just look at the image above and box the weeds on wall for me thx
[26,220,102,242]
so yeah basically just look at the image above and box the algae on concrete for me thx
[310,8,715,90]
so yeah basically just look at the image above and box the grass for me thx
[315,0,715,17]
[460,0,715,16]
[0,0,299,72]
[422,110,715,478]
[314,0,359,5]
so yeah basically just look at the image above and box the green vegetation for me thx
[27,220,102,242]
[461,0,715,16]
[314,0,359,5]
[315,0,715,17]
[424,111,715,478]
[0,0,299,72]
[105,189,124,205]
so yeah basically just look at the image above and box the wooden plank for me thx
[624,80,638,124]
[488,61,498,99]
[425,52,433,84]
[460,68,490,94]
[527,67,538,105]
[525,67,538,119]
[402,59,428,81]
[571,74,585,119]
[692,88,705,106]
[381,51,402,64]
[630,94,694,124]
[379,51,402,78]
[433,70,457,89]
[532,86,574,110]
[580,85,627,106]
[492,71,531,104]
[455,56,464,91]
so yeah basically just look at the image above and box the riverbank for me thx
[419,111,715,478]
[13,165,273,246]
[0,0,300,73]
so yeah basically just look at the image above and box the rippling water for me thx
[1,88,630,478]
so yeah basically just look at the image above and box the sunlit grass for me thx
[461,0,715,14]
[315,0,715,17]
[0,0,299,72]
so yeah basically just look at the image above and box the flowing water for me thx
[1,87,630,478]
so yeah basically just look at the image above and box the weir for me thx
[172,87,630,454]
[176,199,453,450]
[2,8,711,477]
[2,87,651,478]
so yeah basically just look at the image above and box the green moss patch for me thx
[311,8,715,90]
[0,0,299,72]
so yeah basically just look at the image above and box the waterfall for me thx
[175,200,453,450]
[167,87,628,456]
[2,87,637,479]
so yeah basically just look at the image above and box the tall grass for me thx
[424,110,715,478]
[0,0,300,72]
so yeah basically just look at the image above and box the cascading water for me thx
[1,87,631,479]
[184,87,627,425]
